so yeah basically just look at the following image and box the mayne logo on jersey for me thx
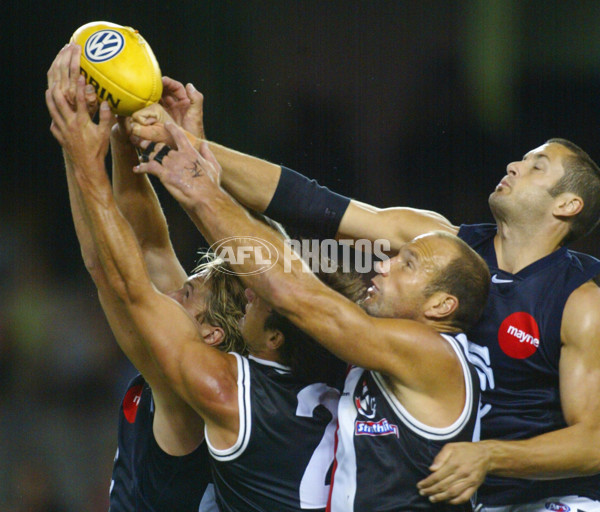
[355,418,399,437]
[498,312,541,359]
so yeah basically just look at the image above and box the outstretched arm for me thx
[111,120,187,293]
[417,279,600,504]
[111,77,207,293]
[129,103,458,249]
[46,52,239,450]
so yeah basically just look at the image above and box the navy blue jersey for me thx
[207,354,340,512]
[329,333,479,511]
[459,223,600,505]
[109,374,216,512]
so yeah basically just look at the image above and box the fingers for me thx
[45,87,66,144]
[85,84,99,117]
[184,82,205,138]
[130,122,172,147]
[47,43,66,88]
[165,121,192,151]
[186,83,203,105]
[448,485,478,505]
[428,444,452,472]
[134,159,164,179]
[98,100,115,136]
[131,104,161,125]
[47,43,82,108]
[68,44,81,103]
[421,476,477,504]
[161,76,187,102]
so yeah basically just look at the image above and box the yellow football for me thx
[71,21,162,116]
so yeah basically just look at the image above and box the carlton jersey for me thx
[207,354,341,512]
[458,223,600,506]
[329,333,480,512]
[109,374,216,512]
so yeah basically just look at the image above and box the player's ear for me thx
[266,329,284,351]
[202,325,225,347]
[553,192,583,219]
[423,292,458,320]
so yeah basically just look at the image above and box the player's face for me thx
[239,288,274,351]
[168,274,212,332]
[364,234,452,319]
[489,142,572,222]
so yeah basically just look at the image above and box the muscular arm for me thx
[337,200,458,250]
[203,146,459,249]
[417,280,600,504]
[130,103,458,249]
[111,125,187,293]
[46,59,239,452]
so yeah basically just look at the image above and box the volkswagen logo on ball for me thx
[85,30,125,62]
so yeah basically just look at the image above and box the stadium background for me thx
[3,1,600,509]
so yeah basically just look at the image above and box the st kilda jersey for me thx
[109,374,217,512]
[458,223,600,506]
[207,354,341,512]
[329,333,480,512]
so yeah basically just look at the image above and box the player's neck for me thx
[494,221,564,274]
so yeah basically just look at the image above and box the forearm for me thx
[209,141,281,213]
[482,422,600,479]
[72,155,152,304]
[64,149,105,280]
[111,134,186,291]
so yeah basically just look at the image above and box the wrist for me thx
[478,439,499,473]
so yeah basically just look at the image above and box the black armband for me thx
[264,167,351,239]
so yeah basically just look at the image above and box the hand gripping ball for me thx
[71,21,162,116]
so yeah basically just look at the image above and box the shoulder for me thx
[562,279,600,349]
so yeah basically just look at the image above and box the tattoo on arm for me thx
[185,160,203,178]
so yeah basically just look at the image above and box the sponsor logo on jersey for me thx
[491,274,513,284]
[123,384,143,423]
[354,377,376,418]
[544,502,570,512]
[355,418,399,437]
[85,30,125,62]
[498,312,540,359]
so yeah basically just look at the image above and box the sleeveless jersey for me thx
[458,223,600,506]
[207,354,340,512]
[329,333,480,511]
[109,374,216,512]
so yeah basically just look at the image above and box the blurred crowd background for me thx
[3,1,600,510]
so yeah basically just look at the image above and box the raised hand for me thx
[46,73,114,169]
[47,43,99,118]
[134,122,220,209]
[160,76,205,138]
